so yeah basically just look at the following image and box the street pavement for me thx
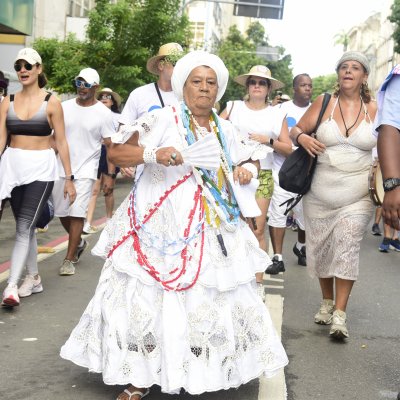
[0,177,399,400]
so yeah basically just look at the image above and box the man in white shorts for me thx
[118,42,183,177]
[266,74,313,274]
[52,68,116,276]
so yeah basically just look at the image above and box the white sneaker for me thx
[18,275,44,298]
[257,282,266,302]
[314,299,334,325]
[59,259,75,276]
[2,284,20,307]
[330,309,349,339]
[83,223,98,234]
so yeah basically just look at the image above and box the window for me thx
[68,0,95,17]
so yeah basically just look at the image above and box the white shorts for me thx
[52,178,94,218]
[268,170,305,230]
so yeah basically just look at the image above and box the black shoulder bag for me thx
[278,92,331,215]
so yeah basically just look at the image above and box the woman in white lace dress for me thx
[60,51,288,399]
[290,51,377,340]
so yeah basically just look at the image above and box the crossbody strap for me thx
[154,82,165,108]
[226,101,235,120]
[313,92,331,138]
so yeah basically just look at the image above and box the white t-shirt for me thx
[119,82,179,125]
[274,100,310,172]
[226,100,286,170]
[59,99,115,179]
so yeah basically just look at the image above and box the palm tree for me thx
[334,30,349,52]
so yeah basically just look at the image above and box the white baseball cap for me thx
[75,68,100,85]
[15,48,42,65]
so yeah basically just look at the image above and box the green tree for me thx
[311,73,337,100]
[33,0,190,99]
[216,25,293,110]
[246,21,268,46]
[34,34,85,94]
[389,0,400,54]
[334,30,349,52]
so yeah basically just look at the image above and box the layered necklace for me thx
[181,103,240,229]
[338,96,363,137]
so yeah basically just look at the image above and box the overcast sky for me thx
[263,0,386,77]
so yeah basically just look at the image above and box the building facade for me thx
[347,0,400,94]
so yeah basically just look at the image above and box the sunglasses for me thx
[74,79,95,89]
[248,79,269,87]
[14,62,36,72]
[0,88,5,96]
[99,94,112,100]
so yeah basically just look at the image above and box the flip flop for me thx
[117,387,150,400]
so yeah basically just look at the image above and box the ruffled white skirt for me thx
[0,147,58,207]
[60,189,288,394]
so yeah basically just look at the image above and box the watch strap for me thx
[383,177,400,192]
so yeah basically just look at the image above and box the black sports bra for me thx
[6,93,53,136]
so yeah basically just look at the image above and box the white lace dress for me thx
[60,106,288,395]
[303,98,376,280]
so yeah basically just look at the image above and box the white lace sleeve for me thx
[111,113,158,144]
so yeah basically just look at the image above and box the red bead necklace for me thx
[107,171,206,291]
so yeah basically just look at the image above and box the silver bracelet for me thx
[143,147,157,164]
[241,162,258,178]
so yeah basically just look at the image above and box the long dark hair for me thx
[38,71,47,89]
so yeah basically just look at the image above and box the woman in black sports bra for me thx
[0,48,76,308]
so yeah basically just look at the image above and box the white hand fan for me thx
[181,134,220,171]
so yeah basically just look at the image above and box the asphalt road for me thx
[0,177,399,400]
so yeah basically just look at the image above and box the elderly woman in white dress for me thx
[60,51,288,400]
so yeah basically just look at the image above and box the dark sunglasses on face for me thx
[99,94,112,100]
[74,79,95,89]
[248,79,268,87]
[0,88,5,96]
[14,62,35,72]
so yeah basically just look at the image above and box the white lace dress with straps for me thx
[303,97,376,280]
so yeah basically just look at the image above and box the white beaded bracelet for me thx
[241,162,258,178]
[143,147,157,164]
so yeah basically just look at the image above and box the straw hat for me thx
[146,43,184,75]
[97,87,122,107]
[234,65,284,90]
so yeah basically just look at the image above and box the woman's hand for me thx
[248,133,268,144]
[64,180,76,205]
[233,166,253,185]
[156,147,183,167]
[120,167,136,178]
[102,175,115,197]
[297,133,326,157]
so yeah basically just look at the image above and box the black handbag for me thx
[279,92,331,214]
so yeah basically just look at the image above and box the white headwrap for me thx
[171,50,229,102]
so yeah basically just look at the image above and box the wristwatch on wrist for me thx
[269,138,274,146]
[65,175,74,181]
[105,172,117,179]
[383,178,400,192]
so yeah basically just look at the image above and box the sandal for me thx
[116,387,150,400]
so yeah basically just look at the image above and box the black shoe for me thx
[293,244,307,266]
[371,223,382,236]
[265,256,285,275]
